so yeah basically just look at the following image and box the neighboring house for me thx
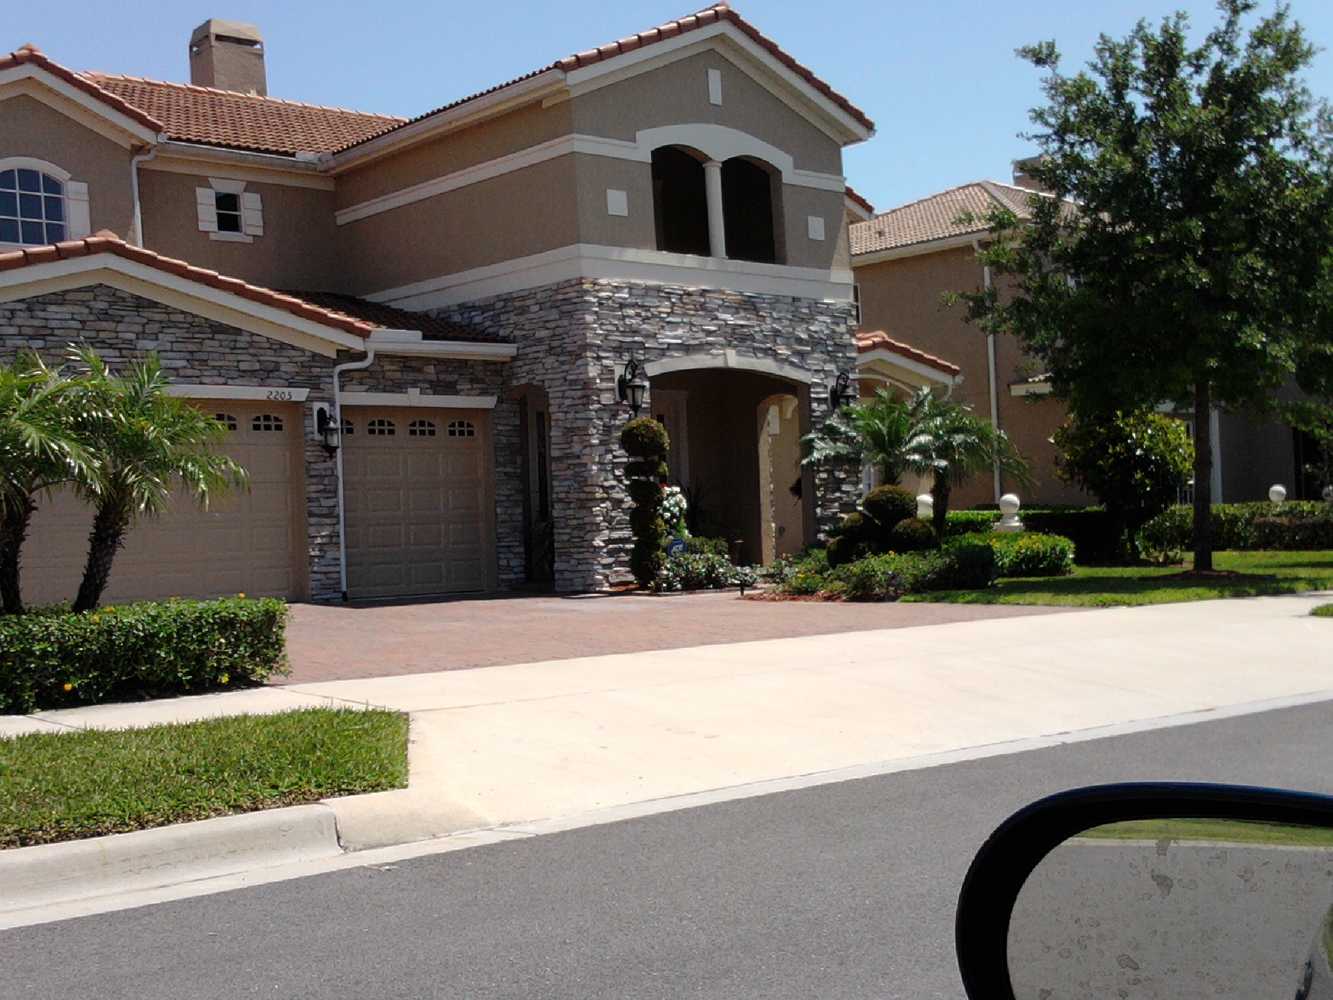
[848,164,1317,509]
[0,5,872,604]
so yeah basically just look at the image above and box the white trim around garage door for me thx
[166,383,311,402]
[339,390,498,409]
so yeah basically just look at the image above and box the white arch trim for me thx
[645,350,811,385]
[0,157,91,242]
[628,123,843,192]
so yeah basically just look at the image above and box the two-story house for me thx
[1,5,876,604]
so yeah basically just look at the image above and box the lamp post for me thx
[315,404,340,457]
[617,359,648,417]
[828,370,853,411]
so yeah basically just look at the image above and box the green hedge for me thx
[780,538,997,600]
[986,532,1076,577]
[0,598,289,714]
[946,508,1118,564]
[1139,502,1333,559]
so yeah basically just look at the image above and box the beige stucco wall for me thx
[854,246,1088,507]
[338,154,581,295]
[334,100,574,210]
[0,93,135,237]
[570,48,843,176]
[139,167,341,291]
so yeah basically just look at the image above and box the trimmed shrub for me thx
[861,485,917,539]
[926,537,1000,590]
[1022,509,1119,564]
[1139,502,1333,560]
[656,552,732,591]
[620,417,671,587]
[0,598,289,714]
[988,532,1076,577]
[684,535,730,559]
[829,555,907,601]
[888,517,935,552]
[944,510,1003,536]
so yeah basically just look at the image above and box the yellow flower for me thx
[237,593,246,599]
[219,673,230,685]
[62,682,74,692]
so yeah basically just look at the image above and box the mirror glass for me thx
[1007,818,1333,999]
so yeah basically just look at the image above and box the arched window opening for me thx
[651,146,710,256]
[721,157,780,265]
[0,167,66,246]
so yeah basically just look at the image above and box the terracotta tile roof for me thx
[850,181,1047,257]
[844,185,874,215]
[80,72,404,156]
[855,330,960,376]
[0,232,377,337]
[289,291,503,343]
[1,44,164,135]
[336,3,874,154]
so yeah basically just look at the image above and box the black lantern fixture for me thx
[316,405,340,456]
[827,369,854,411]
[617,359,649,417]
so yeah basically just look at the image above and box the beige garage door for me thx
[24,401,305,606]
[342,407,493,600]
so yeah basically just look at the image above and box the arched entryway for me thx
[645,355,814,565]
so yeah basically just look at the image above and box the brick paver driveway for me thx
[282,591,1070,684]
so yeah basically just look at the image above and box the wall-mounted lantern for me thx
[314,403,340,456]
[617,359,648,417]
[828,370,854,411]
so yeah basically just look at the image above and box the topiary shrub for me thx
[0,598,289,713]
[889,517,936,552]
[988,532,1076,577]
[620,417,671,587]
[829,555,907,601]
[922,538,1000,590]
[861,485,917,541]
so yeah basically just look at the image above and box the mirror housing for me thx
[955,782,1333,999]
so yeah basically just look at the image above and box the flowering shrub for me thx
[656,553,758,592]
[0,597,289,713]
[661,485,688,537]
[986,532,1076,577]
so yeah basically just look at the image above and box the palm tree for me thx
[801,386,935,484]
[904,396,1031,537]
[0,354,99,614]
[71,349,248,612]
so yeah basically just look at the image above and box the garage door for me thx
[342,407,493,599]
[23,401,305,605]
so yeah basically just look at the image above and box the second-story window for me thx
[196,179,264,242]
[214,191,243,233]
[721,157,780,265]
[0,167,66,246]
[650,146,710,257]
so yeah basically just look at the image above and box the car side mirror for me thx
[955,783,1333,1000]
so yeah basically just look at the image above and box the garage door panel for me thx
[344,406,493,600]
[22,401,303,605]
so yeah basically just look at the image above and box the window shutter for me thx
[196,187,218,233]
[241,192,263,236]
[65,181,90,239]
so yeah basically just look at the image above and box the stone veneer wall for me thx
[0,285,521,600]
[441,278,861,591]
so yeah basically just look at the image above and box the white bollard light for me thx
[916,494,934,520]
[996,493,1024,533]
[1268,484,1287,504]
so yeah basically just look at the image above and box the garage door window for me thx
[368,418,395,436]
[214,413,238,431]
[340,418,354,436]
[252,413,284,432]
[408,419,436,437]
[447,419,476,438]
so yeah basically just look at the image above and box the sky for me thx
[10,1,1332,213]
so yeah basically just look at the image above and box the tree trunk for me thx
[0,496,36,615]
[931,473,951,539]
[1192,380,1214,573]
[73,501,131,613]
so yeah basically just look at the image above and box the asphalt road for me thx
[5,700,1333,1000]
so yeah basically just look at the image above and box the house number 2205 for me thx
[265,389,294,401]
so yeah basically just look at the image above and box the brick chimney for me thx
[189,19,266,95]
[1011,155,1051,194]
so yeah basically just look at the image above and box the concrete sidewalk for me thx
[10,591,1330,853]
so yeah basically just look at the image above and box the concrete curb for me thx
[0,804,342,915]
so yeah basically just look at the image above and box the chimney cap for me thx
[190,19,263,46]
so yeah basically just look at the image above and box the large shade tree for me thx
[956,0,1333,570]
[71,350,247,612]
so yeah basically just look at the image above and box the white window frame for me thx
[0,157,90,247]
[196,177,263,243]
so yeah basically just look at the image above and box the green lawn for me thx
[0,708,408,849]
[1081,817,1333,848]
[1314,603,1333,618]
[903,550,1333,607]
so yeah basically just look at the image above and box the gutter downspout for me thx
[129,143,160,247]
[332,348,376,600]
[975,240,1001,503]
